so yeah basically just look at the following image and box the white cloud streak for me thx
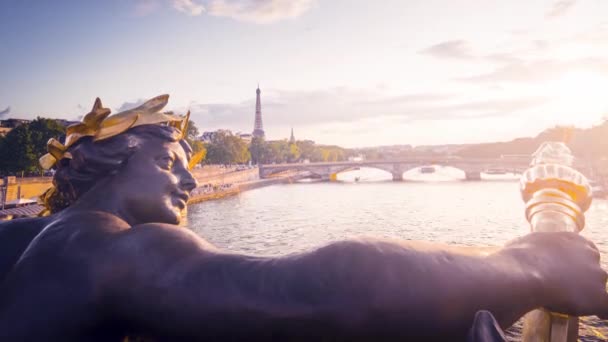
[546,0,578,18]
[206,0,315,24]
[419,40,476,60]
[135,0,314,23]
[180,88,548,135]
[134,0,161,16]
[460,57,608,83]
[0,106,10,118]
[172,0,205,16]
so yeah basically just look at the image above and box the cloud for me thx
[172,0,205,16]
[206,0,315,24]
[116,99,147,112]
[0,106,10,118]
[419,40,521,65]
[179,87,549,139]
[569,22,608,45]
[419,40,476,60]
[459,57,608,83]
[134,0,161,16]
[134,0,314,23]
[546,0,577,18]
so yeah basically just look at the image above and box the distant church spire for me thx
[289,127,295,144]
[252,84,265,138]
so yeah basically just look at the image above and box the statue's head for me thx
[40,95,198,224]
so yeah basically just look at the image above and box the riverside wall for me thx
[192,167,259,187]
[186,167,260,204]
[187,168,306,204]
[0,166,274,209]
[0,176,53,204]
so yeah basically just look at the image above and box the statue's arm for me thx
[101,225,607,340]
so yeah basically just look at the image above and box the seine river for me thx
[188,167,608,265]
[188,166,608,340]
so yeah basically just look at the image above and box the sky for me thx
[1,0,608,147]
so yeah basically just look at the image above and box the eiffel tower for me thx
[252,84,265,138]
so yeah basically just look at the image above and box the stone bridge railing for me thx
[260,158,531,181]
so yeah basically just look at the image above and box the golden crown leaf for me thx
[39,94,190,170]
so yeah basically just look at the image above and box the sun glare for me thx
[546,71,608,126]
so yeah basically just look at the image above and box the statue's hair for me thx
[44,125,191,214]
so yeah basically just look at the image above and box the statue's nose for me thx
[180,172,198,192]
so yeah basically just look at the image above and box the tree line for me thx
[203,132,352,165]
[0,118,66,176]
[4,117,606,176]
[0,118,352,176]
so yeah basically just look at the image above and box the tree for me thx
[204,130,250,165]
[249,137,267,165]
[0,117,65,175]
[184,120,205,155]
[288,143,300,163]
[186,120,200,140]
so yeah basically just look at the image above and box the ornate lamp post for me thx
[520,142,593,342]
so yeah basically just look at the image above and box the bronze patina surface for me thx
[0,95,607,341]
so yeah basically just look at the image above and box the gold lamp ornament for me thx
[39,94,190,170]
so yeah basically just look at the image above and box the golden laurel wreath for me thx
[39,94,190,170]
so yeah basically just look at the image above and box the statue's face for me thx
[113,137,197,225]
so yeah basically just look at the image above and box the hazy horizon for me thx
[2,0,608,147]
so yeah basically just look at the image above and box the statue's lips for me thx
[173,193,189,209]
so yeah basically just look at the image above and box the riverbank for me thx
[188,169,305,204]
[0,166,280,218]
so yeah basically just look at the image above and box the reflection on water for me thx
[188,169,608,267]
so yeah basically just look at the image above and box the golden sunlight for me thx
[546,71,608,125]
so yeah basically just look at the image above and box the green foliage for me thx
[0,117,65,175]
[288,143,300,163]
[204,130,250,165]
[248,138,349,164]
[186,120,200,140]
[184,120,205,154]
[249,137,267,164]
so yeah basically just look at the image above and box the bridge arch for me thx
[333,166,393,182]
[259,158,529,182]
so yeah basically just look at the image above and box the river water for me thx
[188,167,608,263]
[187,166,608,340]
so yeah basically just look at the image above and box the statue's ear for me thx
[133,94,169,113]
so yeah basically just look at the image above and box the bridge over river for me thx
[260,157,532,181]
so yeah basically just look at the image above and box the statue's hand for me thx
[503,232,608,318]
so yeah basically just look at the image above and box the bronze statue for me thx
[0,95,606,341]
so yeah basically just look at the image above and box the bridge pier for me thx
[465,171,482,181]
[392,172,403,181]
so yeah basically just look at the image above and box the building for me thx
[0,118,30,128]
[56,119,80,127]
[0,118,31,137]
[289,128,295,144]
[252,85,265,138]
[238,133,253,144]
[0,127,12,137]
[199,129,242,143]
[200,131,217,143]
